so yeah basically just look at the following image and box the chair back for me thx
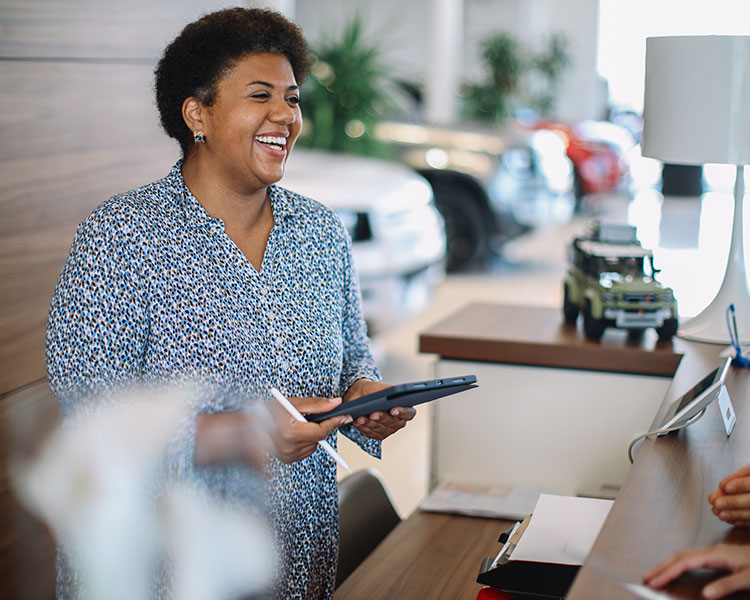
[336,469,401,587]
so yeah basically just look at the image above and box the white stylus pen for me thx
[270,387,352,472]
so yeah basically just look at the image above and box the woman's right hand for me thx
[194,397,352,467]
[268,396,353,464]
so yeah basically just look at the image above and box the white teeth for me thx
[256,135,287,147]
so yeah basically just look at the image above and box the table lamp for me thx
[641,35,750,344]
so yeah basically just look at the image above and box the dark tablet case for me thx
[306,375,478,423]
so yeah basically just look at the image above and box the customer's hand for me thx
[344,379,416,441]
[644,543,750,599]
[268,396,353,464]
[709,465,750,526]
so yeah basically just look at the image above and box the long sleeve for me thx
[336,230,382,458]
[46,206,149,416]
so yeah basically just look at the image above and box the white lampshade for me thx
[642,36,750,165]
[641,35,750,345]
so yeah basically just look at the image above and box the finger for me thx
[723,478,750,495]
[366,411,409,432]
[354,418,391,440]
[390,406,417,421]
[702,569,750,599]
[717,510,750,524]
[714,494,750,511]
[354,415,401,440]
[291,396,342,415]
[353,412,385,427]
[274,416,351,456]
[645,549,719,589]
[316,415,353,438]
[644,553,686,585]
[720,466,750,489]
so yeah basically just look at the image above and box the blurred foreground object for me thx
[642,35,750,344]
[11,385,274,600]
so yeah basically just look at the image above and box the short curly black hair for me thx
[154,7,311,156]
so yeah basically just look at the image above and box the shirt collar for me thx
[166,160,297,228]
[165,160,219,229]
[267,183,297,222]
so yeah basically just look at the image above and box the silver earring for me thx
[193,130,206,143]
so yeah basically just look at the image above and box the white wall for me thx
[545,0,607,121]
[293,0,605,122]
[295,0,427,81]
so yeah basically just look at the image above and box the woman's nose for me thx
[269,100,296,125]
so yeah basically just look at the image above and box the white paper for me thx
[509,494,613,566]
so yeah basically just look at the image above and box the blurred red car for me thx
[527,120,634,203]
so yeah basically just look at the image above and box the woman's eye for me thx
[287,96,301,105]
[250,92,270,100]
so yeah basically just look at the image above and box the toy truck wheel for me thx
[563,284,579,324]
[582,300,605,340]
[656,317,678,340]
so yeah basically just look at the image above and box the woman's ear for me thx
[182,97,205,134]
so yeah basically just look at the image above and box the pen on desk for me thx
[269,387,352,473]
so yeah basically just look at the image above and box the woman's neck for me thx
[181,153,271,233]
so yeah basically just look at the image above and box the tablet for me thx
[306,375,478,423]
[657,356,732,431]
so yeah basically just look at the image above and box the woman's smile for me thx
[196,52,302,194]
[254,133,289,157]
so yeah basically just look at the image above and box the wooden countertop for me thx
[419,303,686,376]
[568,362,750,600]
[334,511,512,600]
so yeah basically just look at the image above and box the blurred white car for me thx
[281,149,446,332]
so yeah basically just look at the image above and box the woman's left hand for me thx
[343,379,416,441]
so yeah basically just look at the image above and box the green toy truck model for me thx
[563,222,678,340]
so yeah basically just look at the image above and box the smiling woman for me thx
[45,7,415,600]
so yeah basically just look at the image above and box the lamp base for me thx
[678,296,750,345]
[677,165,749,345]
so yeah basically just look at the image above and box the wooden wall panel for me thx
[1,3,239,596]
[0,61,179,395]
[0,0,232,59]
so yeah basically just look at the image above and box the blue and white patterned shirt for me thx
[46,161,381,599]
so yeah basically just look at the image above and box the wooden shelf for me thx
[420,303,688,377]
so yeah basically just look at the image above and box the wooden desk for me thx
[334,511,512,600]
[568,356,750,599]
[338,303,750,599]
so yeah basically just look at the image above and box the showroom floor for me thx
[337,184,743,517]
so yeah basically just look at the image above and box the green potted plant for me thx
[463,32,525,123]
[299,17,392,156]
[463,30,572,122]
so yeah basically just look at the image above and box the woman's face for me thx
[199,52,302,194]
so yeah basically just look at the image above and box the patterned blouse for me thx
[46,161,381,599]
